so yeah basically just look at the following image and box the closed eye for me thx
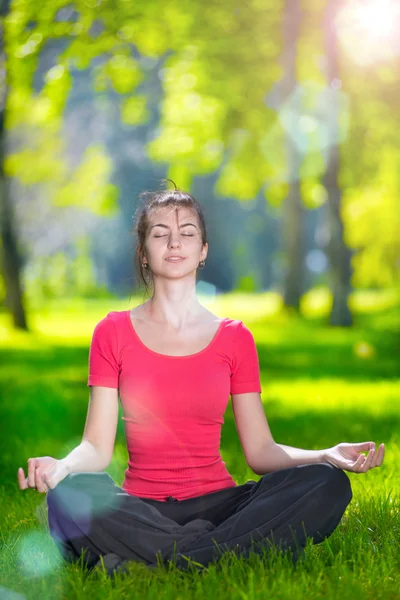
[154,234,194,237]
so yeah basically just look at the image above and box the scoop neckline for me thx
[125,310,227,359]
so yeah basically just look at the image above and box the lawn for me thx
[0,288,399,600]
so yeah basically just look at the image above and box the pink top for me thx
[87,310,262,501]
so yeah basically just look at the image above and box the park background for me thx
[0,0,399,599]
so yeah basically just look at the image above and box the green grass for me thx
[0,288,399,599]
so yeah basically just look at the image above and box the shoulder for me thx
[90,311,130,358]
[91,310,127,338]
[220,318,256,347]
[95,310,127,326]
[223,318,253,335]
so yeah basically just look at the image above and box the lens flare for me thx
[336,0,400,65]
[0,586,27,600]
[16,530,64,577]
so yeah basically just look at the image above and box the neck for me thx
[144,295,205,329]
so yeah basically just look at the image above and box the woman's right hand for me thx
[17,457,70,493]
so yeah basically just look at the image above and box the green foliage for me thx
[23,236,101,307]
[4,129,67,184]
[121,95,149,125]
[2,0,399,292]
[300,179,327,209]
[236,274,258,293]
[71,236,98,296]
[343,148,400,288]
[147,2,283,197]
[3,0,149,218]
[53,145,119,215]
[263,181,289,208]
[104,54,143,94]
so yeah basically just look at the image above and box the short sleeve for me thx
[230,321,262,395]
[87,314,120,388]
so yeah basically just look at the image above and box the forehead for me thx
[149,206,197,223]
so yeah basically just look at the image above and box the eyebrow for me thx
[150,222,198,230]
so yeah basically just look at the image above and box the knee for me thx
[47,474,84,508]
[46,473,100,518]
[47,471,121,519]
[313,463,353,510]
[56,471,112,488]
[47,472,112,497]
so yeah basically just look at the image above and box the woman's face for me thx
[143,206,207,279]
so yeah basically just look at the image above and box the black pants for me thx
[46,463,352,572]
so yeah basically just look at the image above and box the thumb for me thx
[43,472,52,489]
[351,441,374,452]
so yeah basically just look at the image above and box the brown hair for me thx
[132,180,208,297]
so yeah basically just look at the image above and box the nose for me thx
[167,231,183,248]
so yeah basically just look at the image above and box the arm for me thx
[18,386,119,492]
[231,391,323,473]
[19,315,121,493]
[250,442,325,475]
[251,440,385,475]
[60,385,119,474]
[232,392,385,475]
[60,440,110,475]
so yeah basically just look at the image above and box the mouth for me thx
[165,257,186,262]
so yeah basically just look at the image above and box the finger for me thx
[361,442,376,452]
[28,458,36,488]
[352,441,375,453]
[43,474,53,490]
[34,469,48,493]
[376,443,385,467]
[369,453,378,469]
[370,445,382,468]
[17,468,28,490]
[356,454,368,472]
[35,468,48,493]
[361,448,375,472]
[361,449,375,472]
[370,444,382,469]
[37,480,49,493]
[350,453,365,472]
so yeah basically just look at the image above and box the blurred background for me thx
[0,0,399,331]
[1,2,399,588]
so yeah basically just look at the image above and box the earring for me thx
[198,260,205,270]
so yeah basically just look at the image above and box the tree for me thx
[2,0,398,330]
[2,0,284,326]
[280,0,306,310]
[337,2,400,292]
[0,0,28,328]
[322,0,353,326]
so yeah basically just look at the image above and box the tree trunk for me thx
[322,0,353,326]
[0,0,28,329]
[281,0,306,310]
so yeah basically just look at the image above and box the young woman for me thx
[17,184,385,577]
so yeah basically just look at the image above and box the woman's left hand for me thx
[323,441,385,473]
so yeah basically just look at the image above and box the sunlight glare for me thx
[0,586,26,600]
[357,2,396,38]
[336,0,400,65]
